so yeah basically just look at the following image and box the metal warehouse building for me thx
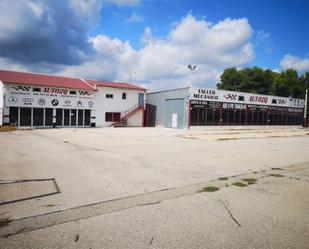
[146,87,305,129]
[0,70,146,128]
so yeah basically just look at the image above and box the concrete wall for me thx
[127,109,143,127]
[95,86,145,127]
[0,81,3,126]
[147,88,190,128]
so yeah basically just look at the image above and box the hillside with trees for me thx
[217,67,309,99]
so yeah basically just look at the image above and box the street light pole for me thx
[188,64,197,85]
[303,88,308,127]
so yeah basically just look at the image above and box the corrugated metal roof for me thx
[0,70,146,91]
[86,79,146,91]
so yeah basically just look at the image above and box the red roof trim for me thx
[0,70,146,91]
[86,79,146,91]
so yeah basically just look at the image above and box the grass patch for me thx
[232,181,248,187]
[269,173,284,177]
[242,178,257,185]
[218,177,229,181]
[197,186,220,193]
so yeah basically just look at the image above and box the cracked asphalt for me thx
[0,127,309,248]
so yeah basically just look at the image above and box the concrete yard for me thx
[0,127,309,248]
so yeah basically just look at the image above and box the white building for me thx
[0,70,146,128]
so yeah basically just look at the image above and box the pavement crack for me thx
[3,227,30,238]
[2,162,307,238]
[148,237,154,245]
[138,201,160,207]
[217,199,241,227]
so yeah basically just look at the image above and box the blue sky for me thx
[95,0,309,70]
[0,0,308,90]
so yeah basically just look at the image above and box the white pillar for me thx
[91,109,96,127]
[52,108,56,128]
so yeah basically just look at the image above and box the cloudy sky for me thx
[0,0,308,90]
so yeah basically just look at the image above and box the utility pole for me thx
[303,88,308,127]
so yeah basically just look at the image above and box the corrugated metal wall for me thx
[164,99,184,128]
[147,88,190,128]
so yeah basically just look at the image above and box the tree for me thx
[271,69,300,98]
[217,67,274,94]
[217,67,308,98]
[217,67,243,91]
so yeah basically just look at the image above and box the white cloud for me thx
[0,7,255,90]
[106,0,141,6]
[126,13,144,23]
[280,54,309,72]
[74,14,254,90]
[255,30,273,53]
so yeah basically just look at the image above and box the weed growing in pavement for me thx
[232,181,248,187]
[197,186,220,193]
[242,178,257,185]
[269,173,284,177]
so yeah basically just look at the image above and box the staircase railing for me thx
[112,103,144,127]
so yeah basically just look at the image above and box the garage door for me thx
[164,99,184,129]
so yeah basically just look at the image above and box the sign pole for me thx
[303,88,308,127]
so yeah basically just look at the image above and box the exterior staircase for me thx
[112,103,144,127]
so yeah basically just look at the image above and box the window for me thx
[238,96,244,101]
[32,87,41,92]
[105,112,121,122]
[45,108,53,126]
[9,107,18,125]
[122,92,127,99]
[106,94,113,99]
[20,108,31,126]
[69,90,77,95]
[85,110,91,126]
[33,108,44,126]
[56,109,63,126]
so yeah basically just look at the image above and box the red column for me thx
[142,109,145,127]
[145,104,149,127]
[245,105,248,125]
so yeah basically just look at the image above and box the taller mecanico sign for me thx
[189,87,304,109]
[5,84,95,109]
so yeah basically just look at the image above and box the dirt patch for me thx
[0,125,17,132]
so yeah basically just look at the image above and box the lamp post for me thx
[188,64,197,85]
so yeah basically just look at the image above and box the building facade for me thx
[147,87,305,129]
[0,70,146,128]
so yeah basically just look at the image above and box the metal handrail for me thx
[112,103,144,127]
[120,103,143,119]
